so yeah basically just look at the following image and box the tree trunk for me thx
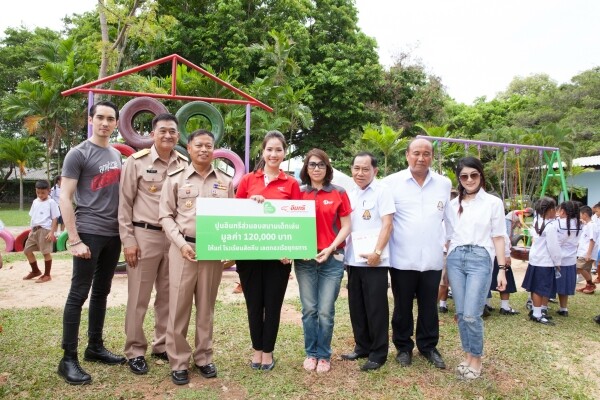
[19,173,24,211]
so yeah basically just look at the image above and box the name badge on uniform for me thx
[213,181,228,191]
[147,165,157,173]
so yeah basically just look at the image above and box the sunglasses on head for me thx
[459,172,481,182]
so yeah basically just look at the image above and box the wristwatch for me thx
[374,249,382,256]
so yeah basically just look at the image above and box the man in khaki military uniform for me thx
[118,113,188,375]
[159,129,234,385]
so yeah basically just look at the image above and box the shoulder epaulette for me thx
[168,166,185,176]
[175,151,189,162]
[132,148,151,159]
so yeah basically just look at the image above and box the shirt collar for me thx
[256,169,288,180]
[150,144,179,164]
[184,163,216,179]
[304,183,335,193]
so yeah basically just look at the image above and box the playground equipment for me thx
[417,135,570,261]
[0,229,15,252]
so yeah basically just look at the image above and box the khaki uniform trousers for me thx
[124,227,170,358]
[166,243,223,371]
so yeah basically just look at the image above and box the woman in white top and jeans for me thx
[445,157,507,380]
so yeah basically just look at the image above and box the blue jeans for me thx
[294,252,345,360]
[446,245,492,357]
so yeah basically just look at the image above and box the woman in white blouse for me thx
[444,157,507,380]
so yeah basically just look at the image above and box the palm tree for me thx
[0,137,46,210]
[361,124,407,176]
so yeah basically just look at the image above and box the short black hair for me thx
[187,129,215,143]
[35,180,50,190]
[90,100,119,120]
[152,113,179,130]
[352,151,378,168]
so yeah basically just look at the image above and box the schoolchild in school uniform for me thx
[553,201,582,316]
[521,197,561,326]
[23,179,60,282]
[576,206,597,293]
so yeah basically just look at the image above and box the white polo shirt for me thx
[382,168,451,272]
[445,189,506,262]
[528,217,561,267]
[344,179,395,267]
[29,198,60,229]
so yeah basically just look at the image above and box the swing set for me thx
[416,135,570,260]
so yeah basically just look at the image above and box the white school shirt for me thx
[344,179,395,267]
[444,189,506,262]
[29,198,60,229]
[577,221,598,260]
[556,217,581,266]
[528,217,561,267]
[382,168,451,272]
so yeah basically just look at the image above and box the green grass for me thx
[0,204,30,226]
[0,268,599,399]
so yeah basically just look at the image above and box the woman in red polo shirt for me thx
[235,130,301,371]
[295,148,351,373]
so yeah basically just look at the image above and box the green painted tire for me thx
[176,101,224,146]
[56,231,69,251]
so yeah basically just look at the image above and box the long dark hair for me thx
[253,130,287,172]
[534,196,556,235]
[299,148,333,186]
[455,156,486,216]
[559,200,581,236]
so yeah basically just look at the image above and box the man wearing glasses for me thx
[381,138,452,370]
[118,113,188,375]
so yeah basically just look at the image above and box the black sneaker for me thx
[529,314,555,325]
[556,310,569,317]
[439,306,449,314]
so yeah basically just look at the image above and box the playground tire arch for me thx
[176,101,224,146]
[213,149,245,189]
[111,143,136,158]
[14,229,31,252]
[0,229,15,252]
[118,97,169,149]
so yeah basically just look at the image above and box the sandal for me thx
[456,361,469,375]
[461,366,482,380]
[303,357,317,371]
[316,359,330,373]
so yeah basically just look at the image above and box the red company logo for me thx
[280,204,307,213]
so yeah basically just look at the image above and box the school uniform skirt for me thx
[490,257,517,293]
[521,264,557,298]
[554,264,576,296]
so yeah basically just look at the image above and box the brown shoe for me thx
[582,284,596,294]
[35,275,52,283]
[23,271,42,280]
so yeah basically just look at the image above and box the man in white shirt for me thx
[341,152,395,371]
[381,138,451,369]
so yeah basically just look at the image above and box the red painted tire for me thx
[213,149,245,189]
[118,97,169,149]
[0,229,15,252]
[510,246,529,261]
[14,229,31,252]
[176,101,224,147]
[111,143,136,158]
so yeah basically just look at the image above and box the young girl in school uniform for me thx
[521,197,561,325]
[554,201,582,316]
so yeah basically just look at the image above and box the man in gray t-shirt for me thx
[57,100,126,385]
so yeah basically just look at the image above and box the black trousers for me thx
[62,233,121,350]
[389,268,441,353]
[236,259,291,353]
[347,266,389,364]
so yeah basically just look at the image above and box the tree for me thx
[0,137,45,210]
[360,124,407,176]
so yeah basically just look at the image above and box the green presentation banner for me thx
[195,198,317,260]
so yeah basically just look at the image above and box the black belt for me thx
[31,226,44,232]
[184,236,196,243]
[132,221,162,231]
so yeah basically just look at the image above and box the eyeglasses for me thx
[307,162,326,170]
[459,172,481,182]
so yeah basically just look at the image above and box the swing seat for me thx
[510,246,530,261]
